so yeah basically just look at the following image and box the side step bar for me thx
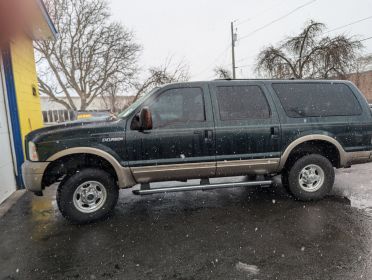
[132,180,273,195]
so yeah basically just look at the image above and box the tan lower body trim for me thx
[345,151,372,166]
[216,158,280,176]
[131,159,280,183]
[131,162,216,183]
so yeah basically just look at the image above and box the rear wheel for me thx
[283,154,335,201]
[281,170,290,191]
[57,168,119,224]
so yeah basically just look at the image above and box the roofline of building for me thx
[36,0,58,40]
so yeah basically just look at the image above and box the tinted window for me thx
[216,85,270,120]
[149,87,205,128]
[272,83,362,117]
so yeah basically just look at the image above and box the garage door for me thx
[0,58,17,204]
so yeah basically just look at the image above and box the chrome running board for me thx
[132,180,273,195]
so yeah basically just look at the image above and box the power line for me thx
[234,36,372,74]
[196,4,371,79]
[324,16,372,34]
[236,0,292,26]
[236,18,372,67]
[238,0,317,42]
[232,0,317,76]
[236,6,278,26]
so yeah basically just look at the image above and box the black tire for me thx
[281,170,290,191]
[284,154,335,201]
[57,168,119,224]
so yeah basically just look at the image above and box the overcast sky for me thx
[110,0,372,81]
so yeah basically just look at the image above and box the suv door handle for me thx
[204,130,213,144]
[194,130,213,143]
[270,127,280,139]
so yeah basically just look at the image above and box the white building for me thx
[40,95,134,124]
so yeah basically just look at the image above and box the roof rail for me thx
[213,78,298,81]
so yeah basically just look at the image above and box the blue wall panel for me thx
[1,46,25,188]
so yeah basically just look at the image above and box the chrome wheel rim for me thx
[298,164,324,192]
[73,181,107,213]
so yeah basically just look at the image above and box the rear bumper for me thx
[22,160,49,193]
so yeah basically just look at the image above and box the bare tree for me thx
[132,58,189,102]
[100,78,135,113]
[214,66,232,79]
[35,0,141,111]
[256,21,363,79]
[100,80,123,113]
[356,54,372,72]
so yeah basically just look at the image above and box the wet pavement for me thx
[2,164,372,280]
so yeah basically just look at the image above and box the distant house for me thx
[346,70,372,102]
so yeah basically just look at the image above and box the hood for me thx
[26,117,125,144]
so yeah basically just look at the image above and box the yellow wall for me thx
[10,34,43,146]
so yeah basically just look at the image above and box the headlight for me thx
[28,141,39,161]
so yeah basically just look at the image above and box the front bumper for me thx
[22,160,49,193]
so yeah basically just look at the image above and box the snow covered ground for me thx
[333,162,372,215]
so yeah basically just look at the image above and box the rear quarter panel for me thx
[265,81,372,154]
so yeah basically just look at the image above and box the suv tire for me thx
[57,168,119,224]
[284,154,335,201]
[281,170,290,191]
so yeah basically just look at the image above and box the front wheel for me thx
[284,154,335,201]
[57,168,119,224]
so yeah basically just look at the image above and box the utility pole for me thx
[231,21,237,79]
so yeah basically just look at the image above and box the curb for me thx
[0,190,26,218]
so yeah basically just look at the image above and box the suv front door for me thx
[126,84,216,183]
[209,81,281,176]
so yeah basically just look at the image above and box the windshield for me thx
[118,87,159,118]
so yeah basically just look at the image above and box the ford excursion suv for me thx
[22,80,372,223]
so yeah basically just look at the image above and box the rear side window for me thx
[272,83,362,118]
[216,85,271,120]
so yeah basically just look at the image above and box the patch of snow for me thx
[235,262,259,275]
[332,164,372,216]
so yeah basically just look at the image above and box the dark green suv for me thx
[22,80,372,223]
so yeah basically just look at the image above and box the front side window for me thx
[148,87,205,128]
[272,83,362,118]
[216,85,271,121]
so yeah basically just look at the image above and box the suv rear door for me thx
[125,83,216,182]
[209,81,281,176]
